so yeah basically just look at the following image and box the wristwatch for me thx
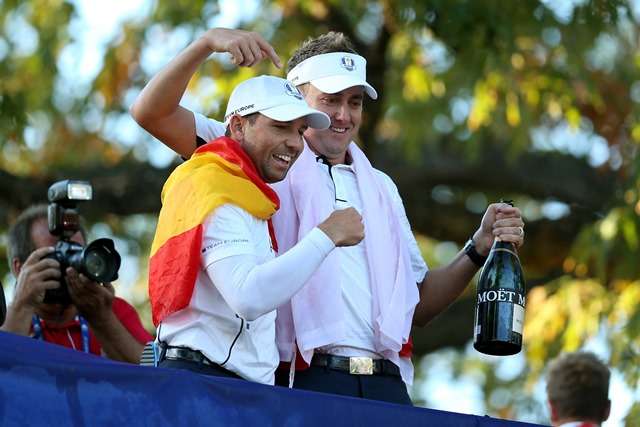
[464,238,487,267]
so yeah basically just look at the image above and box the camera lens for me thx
[81,238,121,282]
[85,250,108,278]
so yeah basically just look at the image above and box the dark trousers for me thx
[159,358,243,380]
[275,365,412,405]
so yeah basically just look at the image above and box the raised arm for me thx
[130,28,281,158]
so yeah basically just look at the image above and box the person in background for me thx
[546,351,611,427]
[2,205,152,363]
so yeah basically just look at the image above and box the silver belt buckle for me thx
[349,357,373,375]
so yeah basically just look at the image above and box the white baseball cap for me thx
[286,52,378,100]
[224,75,330,129]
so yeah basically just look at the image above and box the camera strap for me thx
[32,314,90,354]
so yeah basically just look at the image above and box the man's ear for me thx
[11,257,22,277]
[228,115,245,142]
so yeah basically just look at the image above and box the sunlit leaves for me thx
[402,64,432,102]
[468,73,500,131]
[152,0,211,26]
[505,92,521,127]
[2,1,640,423]
[632,123,640,142]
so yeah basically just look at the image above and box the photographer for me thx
[1,205,152,363]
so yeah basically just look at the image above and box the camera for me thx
[43,180,121,305]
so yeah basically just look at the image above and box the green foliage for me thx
[1,0,639,423]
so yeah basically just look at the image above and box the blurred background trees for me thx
[1,0,638,424]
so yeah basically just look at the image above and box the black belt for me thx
[163,347,217,367]
[311,354,401,377]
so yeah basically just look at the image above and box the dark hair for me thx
[546,352,610,422]
[7,204,87,274]
[224,113,259,137]
[287,32,358,73]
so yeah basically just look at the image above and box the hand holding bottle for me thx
[473,201,526,356]
[472,202,525,256]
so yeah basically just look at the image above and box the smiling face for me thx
[301,84,364,165]
[230,113,307,183]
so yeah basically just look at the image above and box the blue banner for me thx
[0,331,545,426]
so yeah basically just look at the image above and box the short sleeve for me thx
[194,112,226,144]
[376,171,429,283]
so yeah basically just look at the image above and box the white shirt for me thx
[159,203,334,384]
[194,113,428,359]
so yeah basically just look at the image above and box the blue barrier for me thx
[0,331,545,426]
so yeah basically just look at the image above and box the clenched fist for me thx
[318,207,365,247]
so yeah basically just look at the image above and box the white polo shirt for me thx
[194,113,428,360]
[159,203,334,384]
[314,159,428,358]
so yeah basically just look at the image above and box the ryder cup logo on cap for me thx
[287,52,378,99]
[284,81,303,100]
[224,75,330,129]
[341,56,355,71]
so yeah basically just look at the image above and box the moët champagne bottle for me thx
[473,231,526,356]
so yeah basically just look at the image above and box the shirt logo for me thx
[225,104,255,121]
[341,56,355,71]
[284,81,303,100]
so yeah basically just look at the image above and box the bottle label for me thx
[476,288,526,336]
[512,304,525,335]
[477,289,525,305]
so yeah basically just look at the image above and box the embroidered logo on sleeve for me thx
[202,238,250,254]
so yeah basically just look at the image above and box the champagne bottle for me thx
[473,236,526,356]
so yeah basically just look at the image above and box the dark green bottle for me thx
[473,239,526,355]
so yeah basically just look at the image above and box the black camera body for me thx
[43,180,121,305]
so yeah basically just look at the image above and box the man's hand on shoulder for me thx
[201,28,282,68]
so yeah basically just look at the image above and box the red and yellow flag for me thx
[149,137,279,326]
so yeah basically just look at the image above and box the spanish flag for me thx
[149,137,280,326]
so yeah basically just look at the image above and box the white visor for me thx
[287,52,378,99]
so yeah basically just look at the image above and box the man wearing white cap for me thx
[145,74,365,385]
[131,28,525,402]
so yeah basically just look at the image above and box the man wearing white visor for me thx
[287,51,378,99]
[132,28,525,402]
[143,74,365,385]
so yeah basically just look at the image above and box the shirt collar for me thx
[315,155,355,172]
